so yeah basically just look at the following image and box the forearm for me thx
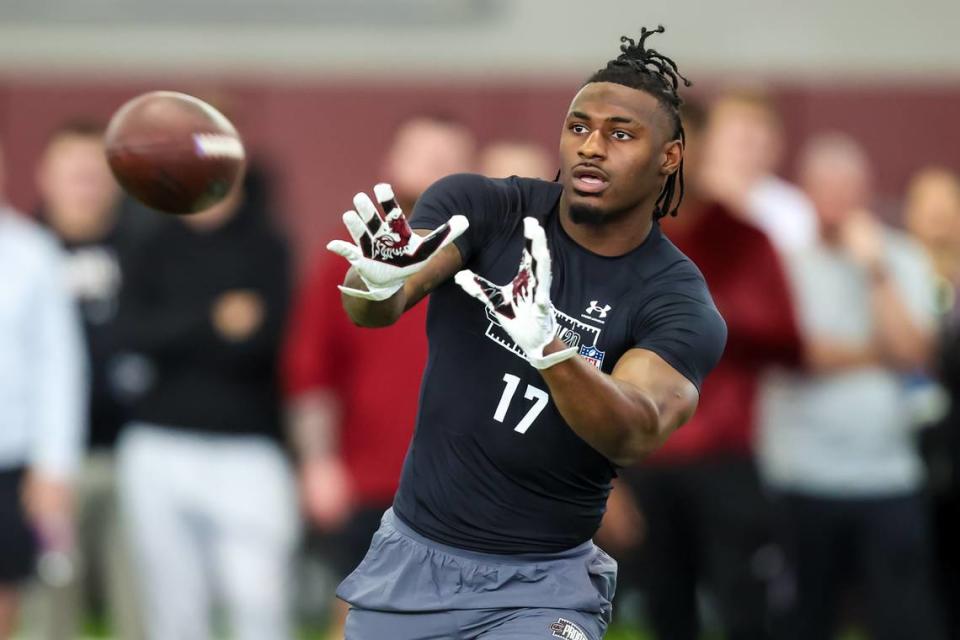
[286,389,340,461]
[804,338,881,373]
[869,268,932,370]
[340,241,462,327]
[539,341,663,466]
[340,268,409,328]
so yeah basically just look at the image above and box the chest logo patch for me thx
[582,300,612,324]
[578,345,605,369]
[549,618,589,640]
[484,306,604,369]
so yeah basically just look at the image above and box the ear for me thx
[660,139,683,176]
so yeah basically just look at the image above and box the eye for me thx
[569,123,589,135]
[611,130,633,141]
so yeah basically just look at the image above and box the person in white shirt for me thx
[0,141,87,638]
[700,88,818,253]
[757,133,945,639]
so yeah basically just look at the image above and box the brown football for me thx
[104,91,245,215]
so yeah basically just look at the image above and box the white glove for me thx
[327,183,469,300]
[454,217,577,370]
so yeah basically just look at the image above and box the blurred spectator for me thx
[757,133,944,639]
[904,167,960,311]
[479,140,554,180]
[906,167,960,639]
[0,140,87,638]
[114,179,296,640]
[381,113,476,207]
[283,113,475,639]
[25,119,145,640]
[603,101,802,640]
[701,89,817,253]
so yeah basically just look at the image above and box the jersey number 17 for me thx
[493,373,549,434]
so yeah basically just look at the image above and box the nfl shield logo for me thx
[579,345,605,369]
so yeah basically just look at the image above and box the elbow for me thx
[609,395,664,467]
[347,312,394,329]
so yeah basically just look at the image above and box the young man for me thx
[327,27,727,640]
[114,180,296,640]
[757,133,945,639]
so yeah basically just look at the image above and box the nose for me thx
[578,130,606,160]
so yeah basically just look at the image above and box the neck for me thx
[558,195,656,257]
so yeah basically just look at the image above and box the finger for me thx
[417,215,469,254]
[326,239,362,263]
[454,270,516,319]
[443,215,469,245]
[454,270,497,306]
[523,217,552,305]
[454,269,488,303]
[374,183,402,219]
[341,210,367,244]
[353,191,384,235]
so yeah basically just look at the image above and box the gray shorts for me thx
[336,509,617,640]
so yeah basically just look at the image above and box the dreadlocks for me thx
[587,25,691,219]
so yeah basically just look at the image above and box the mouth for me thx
[571,165,609,195]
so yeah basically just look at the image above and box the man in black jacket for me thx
[114,176,296,640]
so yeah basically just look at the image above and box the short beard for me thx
[568,201,632,226]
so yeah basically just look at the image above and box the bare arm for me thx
[868,266,934,370]
[539,342,699,467]
[835,212,934,371]
[804,338,881,373]
[286,390,355,529]
[340,232,464,328]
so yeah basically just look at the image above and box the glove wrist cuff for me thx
[529,346,578,370]
[337,282,403,301]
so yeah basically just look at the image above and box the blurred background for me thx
[2,1,960,639]
[1,0,959,261]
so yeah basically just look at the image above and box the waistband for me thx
[387,508,597,565]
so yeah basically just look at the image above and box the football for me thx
[104,91,245,215]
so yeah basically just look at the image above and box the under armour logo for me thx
[585,300,611,318]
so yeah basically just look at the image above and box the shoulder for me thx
[633,232,726,328]
[1,208,63,268]
[642,231,716,304]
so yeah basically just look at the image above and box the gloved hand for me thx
[455,217,577,370]
[327,183,468,300]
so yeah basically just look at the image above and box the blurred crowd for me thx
[1,88,959,640]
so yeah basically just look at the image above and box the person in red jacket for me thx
[599,100,802,640]
[283,113,475,639]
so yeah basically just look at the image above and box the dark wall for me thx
[1,78,957,268]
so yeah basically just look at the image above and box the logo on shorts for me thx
[549,618,588,640]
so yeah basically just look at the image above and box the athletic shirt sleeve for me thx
[632,283,728,392]
[408,173,518,264]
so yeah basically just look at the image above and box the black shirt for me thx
[113,200,290,441]
[393,174,727,553]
